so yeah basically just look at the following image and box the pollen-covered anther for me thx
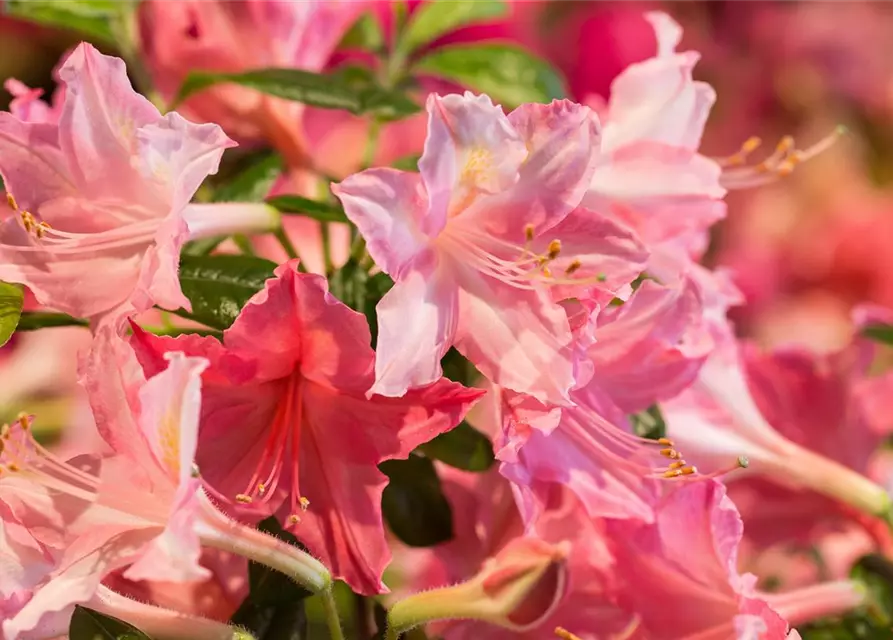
[0,423,10,439]
[524,223,535,243]
[659,447,682,460]
[16,413,30,430]
[718,136,762,167]
[564,259,582,276]
[657,437,674,446]
[547,239,561,261]
[6,192,17,211]
[555,628,583,640]
[234,493,253,504]
[299,496,310,511]
[287,514,301,526]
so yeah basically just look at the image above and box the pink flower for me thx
[605,479,863,639]
[708,328,893,550]
[0,43,279,325]
[0,347,213,637]
[129,261,483,595]
[662,332,893,523]
[581,12,726,279]
[334,93,646,403]
[495,275,714,525]
[4,77,63,124]
[139,0,367,155]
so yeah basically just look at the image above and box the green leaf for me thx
[15,311,89,332]
[397,1,507,58]
[863,323,893,346]
[328,259,393,343]
[175,67,419,120]
[390,153,421,171]
[440,348,477,386]
[339,12,384,52]
[381,455,453,547]
[0,282,23,347]
[213,153,284,204]
[173,255,277,330]
[4,0,126,44]
[267,195,348,224]
[413,43,566,107]
[629,405,667,441]
[69,605,151,640]
[420,421,494,472]
[231,517,311,638]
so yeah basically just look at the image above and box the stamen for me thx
[564,259,582,276]
[718,127,846,190]
[6,192,17,211]
[547,240,561,260]
[555,628,582,640]
[235,494,253,504]
[524,224,535,243]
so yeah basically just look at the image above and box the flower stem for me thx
[321,588,345,640]
[273,227,301,262]
[195,492,330,594]
[91,586,253,640]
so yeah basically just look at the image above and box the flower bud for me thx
[387,537,569,636]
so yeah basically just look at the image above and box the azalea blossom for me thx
[0,43,278,325]
[335,93,646,403]
[129,261,483,595]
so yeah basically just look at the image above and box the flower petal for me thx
[370,250,459,397]
[0,112,73,212]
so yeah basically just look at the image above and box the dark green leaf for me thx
[340,12,384,52]
[863,324,893,346]
[4,0,126,44]
[173,255,277,330]
[0,282,23,347]
[413,43,566,107]
[182,236,228,257]
[381,455,453,547]
[397,1,507,58]
[420,421,494,472]
[267,195,348,224]
[69,605,151,640]
[328,259,393,343]
[440,348,477,386]
[175,68,419,120]
[15,311,88,332]
[213,153,284,204]
[630,405,666,441]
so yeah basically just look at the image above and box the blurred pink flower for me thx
[4,78,63,124]
[0,43,243,325]
[130,261,482,595]
[139,0,367,160]
[335,93,645,403]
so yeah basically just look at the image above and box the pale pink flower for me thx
[582,12,726,279]
[129,261,483,595]
[335,93,646,403]
[4,78,63,124]
[496,275,714,525]
[0,348,214,637]
[139,0,367,156]
[0,44,288,325]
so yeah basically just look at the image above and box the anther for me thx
[659,447,681,459]
[657,437,674,446]
[235,494,253,504]
[668,460,686,470]
[6,193,17,211]
[8,462,19,472]
[524,224,535,243]
[555,628,582,640]
[681,466,697,475]
[662,468,682,478]
[257,482,266,496]
[547,240,561,260]
[287,514,301,526]
[16,413,30,430]
[0,423,9,439]
[299,496,310,511]
[564,259,582,276]
[542,266,552,278]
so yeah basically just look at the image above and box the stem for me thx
[361,118,382,170]
[91,586,253,640]
[195,492,330,594]
[232,234,256,256]
[321,222,334,275]
[321,588,345,640]
[273,226,301,261]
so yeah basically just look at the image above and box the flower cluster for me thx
[0,3,890,640]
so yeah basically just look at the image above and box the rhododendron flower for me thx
[139,0,367,156]
[582,12,726,278]
[662,336,893,522]
[0,350,219,637]
[605,479,864,639]
[0,43,279,325]
[694,324,893,549]
[495,275,714,525]
[4,77,63,124]
[130,261,483,595]
[335,93,646,403]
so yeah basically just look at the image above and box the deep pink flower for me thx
[581,12,726,279]
[130,261,483,595]
[335,93,646,403]
[0,44,281,325]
